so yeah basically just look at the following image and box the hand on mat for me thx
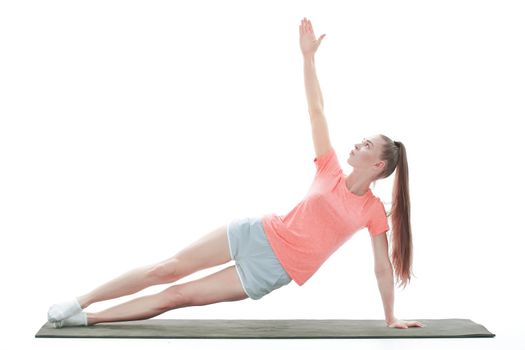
[299,17,326,57]
[387,318,425,329]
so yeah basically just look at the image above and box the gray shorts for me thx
[227,216,292,300]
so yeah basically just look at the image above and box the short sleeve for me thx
[313,147,341,175]
[368,200,390,236]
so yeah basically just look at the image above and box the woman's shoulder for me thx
[364,193,385,211]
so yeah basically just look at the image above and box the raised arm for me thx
[303,53,324,112]
[299,17,330,157]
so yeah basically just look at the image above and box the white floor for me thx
[26,334,515,350]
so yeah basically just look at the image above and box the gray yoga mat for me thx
[35,318,495,338]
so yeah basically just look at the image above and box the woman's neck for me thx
[345,172,372,196]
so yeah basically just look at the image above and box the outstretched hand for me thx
[388,318,426,329]
[299,17,326,57]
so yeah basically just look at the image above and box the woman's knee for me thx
[148,257,184,283]
[157,285,192,310]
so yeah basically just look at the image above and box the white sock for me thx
[47,297,83,322]
[52,311,88,328]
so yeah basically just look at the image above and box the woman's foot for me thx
[47,297,83,322]
[51,311,88,328]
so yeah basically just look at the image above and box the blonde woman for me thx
[47,17,424,330]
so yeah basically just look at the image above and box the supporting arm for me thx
[375,268,396,324]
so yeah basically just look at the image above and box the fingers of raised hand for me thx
[300,17,312,34]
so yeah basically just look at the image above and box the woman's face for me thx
[347,135,384,169]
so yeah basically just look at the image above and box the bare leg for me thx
[76,264,157,309]
[86,265,248,325]
[76,224,232,309]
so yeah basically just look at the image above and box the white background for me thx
[1,0,524,349]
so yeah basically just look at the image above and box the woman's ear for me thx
[374,160,386,174]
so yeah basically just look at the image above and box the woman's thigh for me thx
[152,224,232,282]
[162,265,249,307]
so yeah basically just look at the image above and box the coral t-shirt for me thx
[261,146,390,286]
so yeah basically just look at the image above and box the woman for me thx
[47,17,424,330]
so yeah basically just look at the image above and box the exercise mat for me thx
[35,318,495,339]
